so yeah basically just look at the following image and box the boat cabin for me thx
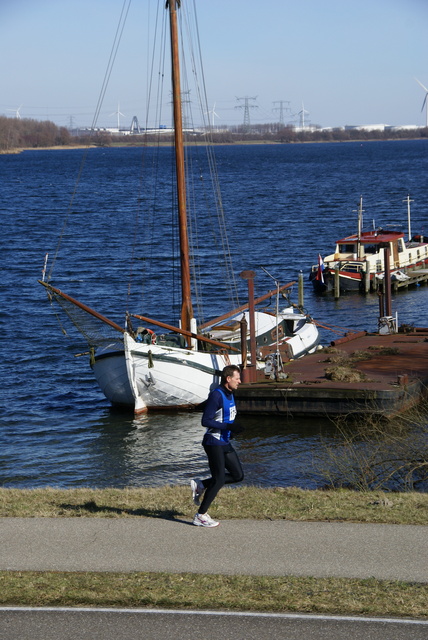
[332,230,405,261]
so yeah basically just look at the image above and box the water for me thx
[1,140,428,489]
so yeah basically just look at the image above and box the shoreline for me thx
[1,136,427,155]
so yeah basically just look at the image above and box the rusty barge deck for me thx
[236,328,428,418]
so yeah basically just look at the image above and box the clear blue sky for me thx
[1,0,428,129]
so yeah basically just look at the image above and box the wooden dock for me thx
[236,328,428,418]
[397,268,428,290]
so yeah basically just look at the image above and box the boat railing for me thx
[338,261,365,274]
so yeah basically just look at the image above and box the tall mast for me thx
[167,0,194,337]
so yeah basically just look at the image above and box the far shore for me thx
[2,136,427,155]
[0,144,98,155]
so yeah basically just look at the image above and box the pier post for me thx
[240,270,257,382]
[334,266,340,298]
[364,260,370,293]
[378,288,384,317]
[240,316,248,369]
[298,271,304,307]
[383,246,392,316]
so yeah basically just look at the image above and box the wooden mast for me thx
[167,0,194,340]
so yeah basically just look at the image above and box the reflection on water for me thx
[64,410,338,490]
[92,411,207,488]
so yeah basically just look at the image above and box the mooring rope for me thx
[313,319,353,335]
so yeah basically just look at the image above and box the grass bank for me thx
[1,571,427,618]
[1,486,427,524]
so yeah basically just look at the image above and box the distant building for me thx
[345,124,390,132]
[344,123,419,132]
[386,125,419,132]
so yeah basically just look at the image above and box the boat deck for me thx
[236,328,428,418]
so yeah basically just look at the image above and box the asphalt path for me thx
[1,517,427,582]
[1,608,428,640]
[2,517,427,639]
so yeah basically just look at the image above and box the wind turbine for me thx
[298,102,309,129]
[7,104,23,119]
[110,103,125,130]
[415,78,428,127]
[206,102,220,129]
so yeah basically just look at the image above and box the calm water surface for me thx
[1,140,427,488]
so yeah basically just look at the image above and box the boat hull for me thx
[91,342,134,407]
[124,334,242,413]
[310,264,428,293]
[309,268,363,293]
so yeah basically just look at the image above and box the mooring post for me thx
[240,315,248,370]
[383,245,392,317]
[298,270,304,307]
[364,260,370,293]
[240,270,257,382]
[378,288,384,317]
[334,266,340,298]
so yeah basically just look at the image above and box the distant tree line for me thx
[203,125,428,144]
[109,125,428,146]
[1,115,427,152]
[0,116,71,151]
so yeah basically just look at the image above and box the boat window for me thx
[338,243,356,253]
[363,244,377,254]
[283,320,295,337]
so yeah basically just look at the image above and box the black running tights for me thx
[198,444,244,514]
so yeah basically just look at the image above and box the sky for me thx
[1,0,428,130]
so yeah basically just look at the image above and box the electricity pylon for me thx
[235,96,258,131]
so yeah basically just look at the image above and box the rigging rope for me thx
[179,1,241,316]
[47,0,132,283]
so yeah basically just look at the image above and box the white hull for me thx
[124,333,242,413]
[91,342,134,406]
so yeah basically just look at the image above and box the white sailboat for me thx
[40,0,319,414]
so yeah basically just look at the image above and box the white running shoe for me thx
[190,478,205,506]
[193,512,219,527]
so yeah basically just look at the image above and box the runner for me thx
[191,364,244,527]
